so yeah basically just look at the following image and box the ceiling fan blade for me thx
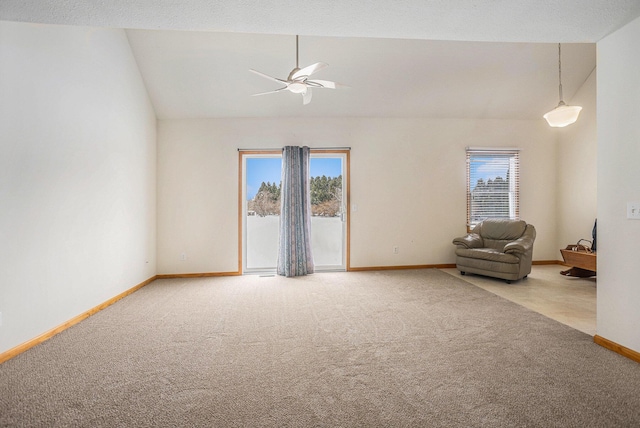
[306,79,345,89]
[251,87,288,96]
[292,62,328,79]
[302,88,313,105]
[249,69,287,84]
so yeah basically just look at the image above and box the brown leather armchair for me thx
[452,219,536,283]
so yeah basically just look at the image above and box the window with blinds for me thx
[466,149,520,229]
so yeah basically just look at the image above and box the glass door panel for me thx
[309,154,347,271]
[243,155,281,273]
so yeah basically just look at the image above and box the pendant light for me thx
[543,43,582,127]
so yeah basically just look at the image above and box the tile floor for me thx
[441,265,597,336]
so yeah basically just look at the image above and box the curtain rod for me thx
[466,147,520,152]
[238,147,351,152]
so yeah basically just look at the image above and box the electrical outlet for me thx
[627,202,640,219]
[393,246,399,254]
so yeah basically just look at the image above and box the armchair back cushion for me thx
[476,219,527,252]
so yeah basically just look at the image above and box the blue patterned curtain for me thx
[277,146,314,277]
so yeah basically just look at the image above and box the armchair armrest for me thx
[453,233,483,249]
[504,224,536,255]
[504,235,534,255]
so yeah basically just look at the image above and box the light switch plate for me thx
[627,202,640,219]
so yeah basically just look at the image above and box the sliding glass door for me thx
[241,151,348,274]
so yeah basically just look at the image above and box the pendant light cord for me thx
[558,43,564,104]
[296,35,299,69]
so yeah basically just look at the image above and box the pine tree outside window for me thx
[466,148,520,229]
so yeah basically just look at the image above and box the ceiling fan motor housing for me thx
[287,68,301,80]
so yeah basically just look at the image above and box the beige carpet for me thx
[1,269,639,427]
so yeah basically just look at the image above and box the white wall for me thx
[157,117,558,274]
[597,16,640,353]
[556,69,598,251]
[0,21,157,354]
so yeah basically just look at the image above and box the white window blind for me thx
[466,149,520,228]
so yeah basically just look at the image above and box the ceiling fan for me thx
[250,35,343,105]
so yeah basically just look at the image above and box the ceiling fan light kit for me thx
[287,82,307,94]
[250,35,342,105]
[544,43,582,127]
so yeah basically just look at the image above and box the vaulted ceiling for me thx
[3,1,640,119]
[125,31,596,120]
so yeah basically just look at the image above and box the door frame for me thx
[238,149,350,274]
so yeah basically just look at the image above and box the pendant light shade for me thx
[544,102,582,128]
[544,44,582,127]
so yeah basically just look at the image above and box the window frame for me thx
[466,148,520,230]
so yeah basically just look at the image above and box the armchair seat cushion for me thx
[455,248,520,264]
